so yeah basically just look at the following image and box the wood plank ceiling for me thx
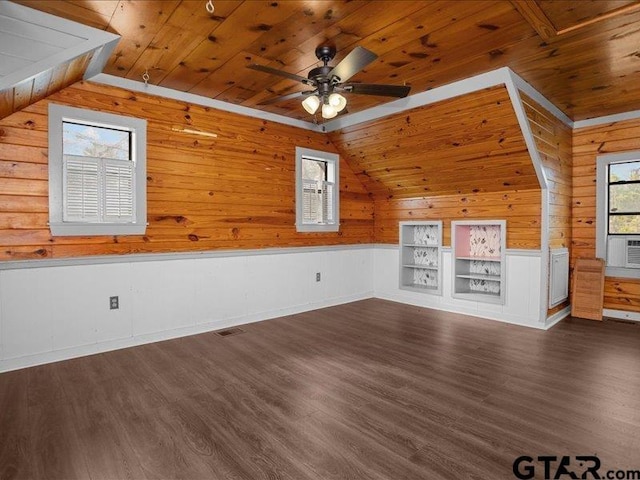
[12,0,640,122]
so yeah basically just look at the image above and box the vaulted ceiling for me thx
[12,0,640,122]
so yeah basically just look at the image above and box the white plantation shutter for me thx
[104,158,134,221]
[323,181,334,223]
[302,179,322,224]
[63,155,135,223]
[63,155,99,222]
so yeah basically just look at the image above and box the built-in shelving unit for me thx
[452,220,506,304]
[399,221,442,294]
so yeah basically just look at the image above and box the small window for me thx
[48,104,147,236]
[608,161,640,234]
[295,147,339,232]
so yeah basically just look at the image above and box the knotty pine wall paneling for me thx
[0,81,374,260]
[328,86,543,250]
[374,190,542,249]
[520,93,572,316]
[573,118,640,313]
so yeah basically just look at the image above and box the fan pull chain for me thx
[205,0,214,14]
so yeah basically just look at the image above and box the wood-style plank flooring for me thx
[1,298,640,480]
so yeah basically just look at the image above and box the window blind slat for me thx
[63,155,134,224]
[63,156,100,222]
[104,159,134,221]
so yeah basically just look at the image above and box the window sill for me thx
[605,266,640,279]
[50,222,147,237]
[296,223,340,233]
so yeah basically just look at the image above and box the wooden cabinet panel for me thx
[571,258,605,321]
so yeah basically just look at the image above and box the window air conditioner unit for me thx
[607,236,640,268]
[626,239,640,268]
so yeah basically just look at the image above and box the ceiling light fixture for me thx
[302,92,347,119]
[301,95,320,115]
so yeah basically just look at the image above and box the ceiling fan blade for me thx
[247,64,313,86]
[328,46,378,83]
[342,83,411,98]
[258,90,316,106]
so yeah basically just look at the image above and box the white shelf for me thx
[402,243,438,248]
[404,283,439,291]
[452,220,506,305]
[456,256,501,262]
[399,221,442,296]
[455,273,501,282]
[403,264,438,270]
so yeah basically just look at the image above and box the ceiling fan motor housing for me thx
[315,45,337,63]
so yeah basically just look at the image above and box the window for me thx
[48,104,147,236]
[607,161,640,234]
[595,151,640,278]
[295,147,339,232]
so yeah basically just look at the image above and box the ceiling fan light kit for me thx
[249,45,410,120]
[328,93,347,112]
[302,95,320,115]
[321,102,338,119]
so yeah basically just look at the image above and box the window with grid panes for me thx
[295,147,339,232]
[48,104,147,236]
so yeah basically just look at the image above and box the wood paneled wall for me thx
[573,118,640,312]
[0,81,373,260]
[521,93,572,249]
[328,86,539,200]
[327,85,542,250]
[520,93,572,315]
[374,189,541,249]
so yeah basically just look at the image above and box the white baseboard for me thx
[373,291,546,330]
[0,292,373,373]
[545,306,571,330]
[603,308,640,322]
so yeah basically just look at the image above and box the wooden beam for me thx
[510,0,556,40]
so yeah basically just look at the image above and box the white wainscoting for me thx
[0,246,374,372]
[0,244,554,372]
[373,246,544,329]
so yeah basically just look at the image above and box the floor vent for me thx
[215,327,245,337]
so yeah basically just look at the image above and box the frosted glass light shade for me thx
[301,95,320,114]
[321,103,338,119]
[328,93,347,112]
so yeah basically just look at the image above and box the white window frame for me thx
[595,150,640,278]
[295,147,339,232]
[48,103,147,236]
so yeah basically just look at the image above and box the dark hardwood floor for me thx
[1,298,640,480]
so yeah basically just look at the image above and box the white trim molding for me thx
[603,309,640,322]
[90,73,324,132]
[546,306,571,330]
[574,110,640,130]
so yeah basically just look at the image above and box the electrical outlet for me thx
[316,272,321,282]
[110,296,119,310]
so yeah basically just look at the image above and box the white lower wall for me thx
[373,246,543,328]
[0,246,374,372]
[0,244,553,373]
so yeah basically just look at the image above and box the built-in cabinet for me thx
[452,220,506,304]
[399,221,442,294]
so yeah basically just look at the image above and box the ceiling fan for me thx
[248,45,411,119]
